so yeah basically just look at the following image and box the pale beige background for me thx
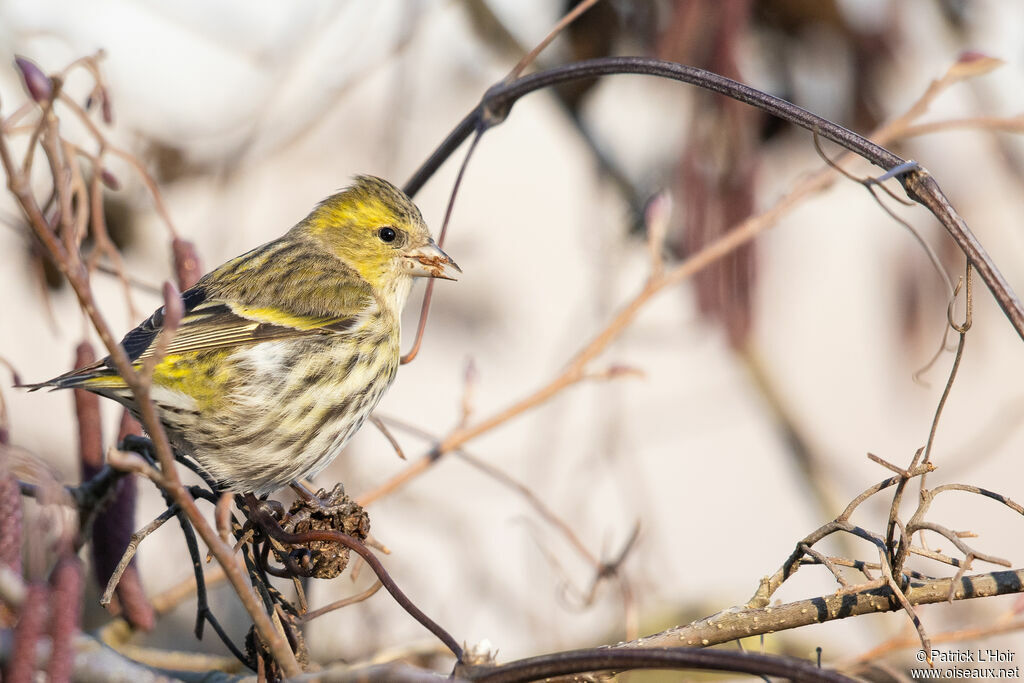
[2,0,1023,669]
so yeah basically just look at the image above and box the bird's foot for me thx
[119,434,157,465]
[242,492,284,525]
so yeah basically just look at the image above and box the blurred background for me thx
[3,0,1024,675]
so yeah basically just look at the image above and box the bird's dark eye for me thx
[378,227,397,243]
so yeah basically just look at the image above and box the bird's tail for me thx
[18,359,126,392]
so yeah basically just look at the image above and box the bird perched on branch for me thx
[29,176,459,495]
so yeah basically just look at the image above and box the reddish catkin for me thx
[172,237,202,290]
[5,582,48,682]
[0,470,22,573]
[0,396,9,446]
[47,555,83,683]
[111,565,155,631]
[73,342,103,477]
[98,411,155,631]
[73,345,157,629]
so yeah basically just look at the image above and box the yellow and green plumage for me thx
[31,176,459,495]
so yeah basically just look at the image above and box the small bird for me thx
[30,176,459,495]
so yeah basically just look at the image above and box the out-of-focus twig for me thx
[506,0,601,80]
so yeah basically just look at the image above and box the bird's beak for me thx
[403,240,461,280]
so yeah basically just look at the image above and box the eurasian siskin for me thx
[30,175,459,495]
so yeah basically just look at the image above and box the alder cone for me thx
[275,485,370,580]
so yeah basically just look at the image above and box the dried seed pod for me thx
[246,610,309,677]
[273,485,370,579]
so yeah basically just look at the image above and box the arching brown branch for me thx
[403,56,1024,343]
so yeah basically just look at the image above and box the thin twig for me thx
[369,416,406,460]
[401,127,482,364]
[505,0,601,80]
[923,264,972,465]
[100,506,177,606]
[454,450,596,566]
[299,580,384,623]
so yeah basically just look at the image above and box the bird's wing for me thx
[29,282,372,390]
[127,299,363,362]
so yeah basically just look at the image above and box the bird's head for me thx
[298,175,459,299]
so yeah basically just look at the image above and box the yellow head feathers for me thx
[295,176,458,292]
